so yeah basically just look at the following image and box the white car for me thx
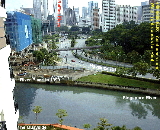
[79,61,84,64]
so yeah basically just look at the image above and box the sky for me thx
[6,0,145,16]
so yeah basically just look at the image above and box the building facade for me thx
[142,4,151,22]
[5,12,33,52]
[82,7,88,19]
[64,8,77,26]
[74,7,80,23]
[62,0,68,13]
[102,0,116,32]
[88,1,98,17]
[115,5,138,25]
[33,0,42,20]
[91,8,100,30]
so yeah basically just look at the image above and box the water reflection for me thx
[14,83,37,117]
[129,102,148,119]
[14,83,160,130]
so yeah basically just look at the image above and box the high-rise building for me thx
[64,8,77,26]
[33,0,49,20]
[33,0,42,19]
[142,4,151,22]
[137,1,149,22]
[115,5,138,25]
[88,1,98,17]
[102,0,116,32]
[82,7,88,19]
[62,0,68,13]
[74,7,80,23]
[42,0,49,20]
[91,7,100,30]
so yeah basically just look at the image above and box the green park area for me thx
[76,73,160,89]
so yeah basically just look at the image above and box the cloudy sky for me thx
[6,0,145,15]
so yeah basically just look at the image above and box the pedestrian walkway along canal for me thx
[14,83,160,130]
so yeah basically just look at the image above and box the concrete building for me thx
[64,8,77,26]
[53,0,63,27]
[62,0,68,13]
[102,0,116,32]
[22,8,34,15]
[33,0,42,19]
[33,0,49,20]
[115,5,138,25]
[41,0,49,20]
[74,7,80,23]
[82,7,88,19]
[88,1,98,17]
[0,1,19,129]
[137,1,149,23]
[91,8,100,30]
[142,4,151,22]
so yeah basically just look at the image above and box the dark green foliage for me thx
[55,26,69,32]
[69,26,79,31]
[101,22,151,55]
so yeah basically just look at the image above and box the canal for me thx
[14,83,160,130]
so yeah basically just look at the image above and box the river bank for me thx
[15,77,160,96]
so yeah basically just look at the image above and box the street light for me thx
[116,54,120,66]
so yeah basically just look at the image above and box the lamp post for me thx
[116,54,119,66]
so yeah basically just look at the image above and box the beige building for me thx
[91,8,100,30]
[115,5,138,25]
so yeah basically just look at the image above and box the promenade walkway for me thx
[18,123,84,130]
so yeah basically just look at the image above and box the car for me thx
[79,61,84,64]
[71,60,75,62]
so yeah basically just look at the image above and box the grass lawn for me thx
[76,73,160,89]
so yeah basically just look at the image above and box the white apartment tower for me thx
[142,4,151,22]
[102,0,116,32]
[115,5,138,25]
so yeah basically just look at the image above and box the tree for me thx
[32,106,42,122]
[94,118,112,130]
[56,109,68,125]
[55,26,69,32]
[71,38,76,47]
[133,61,150,76]
[82,27,90,34]
[150,68,160,79]
[111,125,128,130]
[33,51,44,62]
[69,26,79,31]
[83,124,91,129]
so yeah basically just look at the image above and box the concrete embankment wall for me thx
[15,77,160,96]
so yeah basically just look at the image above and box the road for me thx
[56,37,157,80]
[57,38,116,72]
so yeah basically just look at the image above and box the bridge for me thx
[53,45,102,52]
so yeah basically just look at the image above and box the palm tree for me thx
[32,106,42,122]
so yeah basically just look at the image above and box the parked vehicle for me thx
[71,60,75,62]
